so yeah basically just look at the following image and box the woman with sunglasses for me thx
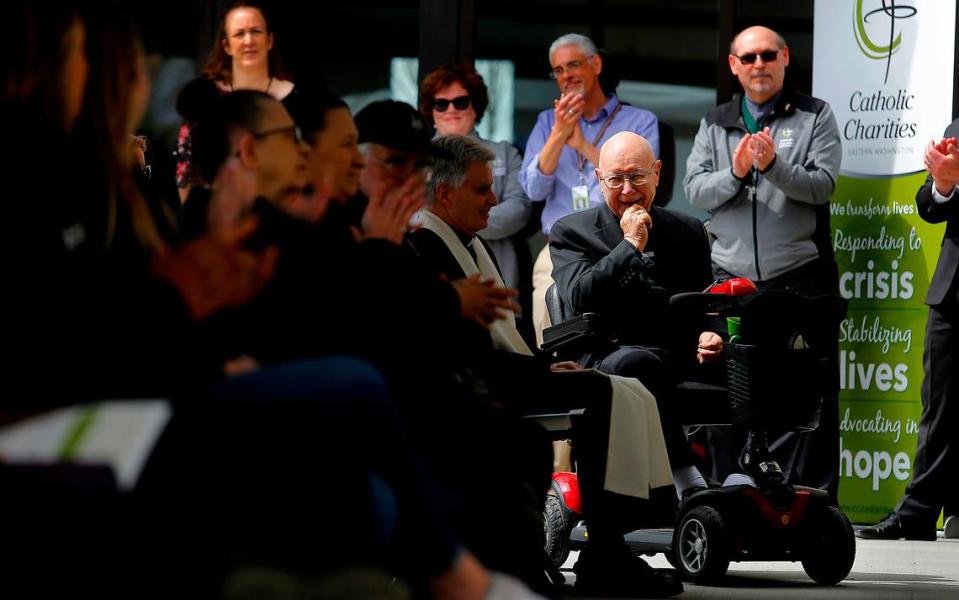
[420,65,532,309]
[175,1,296,202]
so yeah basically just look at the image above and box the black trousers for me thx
[4,357,460,599]
[482,354,676,551]
[395,356,553,590]
[148,357,460,589]
[595,345,701,471]
[897,297,959,528]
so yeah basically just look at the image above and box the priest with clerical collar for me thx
[406,134,528,353]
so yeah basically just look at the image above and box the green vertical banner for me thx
[813,0,955,524]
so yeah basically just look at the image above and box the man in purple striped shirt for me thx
[520,33,660,345]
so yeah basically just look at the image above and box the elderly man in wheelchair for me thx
[548,131,723,488]
[544,132,854,586]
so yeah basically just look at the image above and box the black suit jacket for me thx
[550,203,714,351]
[405,227,499,283]
[917,119,959,307]
[404,226,573,399]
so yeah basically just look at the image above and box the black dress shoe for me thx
[945,515,959,539]
[573,545,684,598]
[678,485,707,510]
[681,485,708,504]
[674,486,708,520]
[738,431,787,486]
[856,512,937,541]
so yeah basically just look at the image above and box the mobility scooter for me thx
[539,279,856,586]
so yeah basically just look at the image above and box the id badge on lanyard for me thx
[571,174,590,212]
[572,102,622,213]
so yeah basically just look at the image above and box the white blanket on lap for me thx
[415,209,673,499]
[605,375,673,497]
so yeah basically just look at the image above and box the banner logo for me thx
[853,0,918,83]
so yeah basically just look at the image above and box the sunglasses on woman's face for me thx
[433,95,471,112]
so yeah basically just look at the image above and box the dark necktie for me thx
[466,238,478,266]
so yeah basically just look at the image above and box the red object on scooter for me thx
[706,277,758,296]
[551,471,582,515]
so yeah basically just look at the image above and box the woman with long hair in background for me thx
[176,0,296,201]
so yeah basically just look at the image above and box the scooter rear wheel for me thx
[801,505,856,585]
[544,494,571,568]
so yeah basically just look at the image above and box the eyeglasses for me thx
[735,49,779,65]
[252,125,304,145]
[368,152,430,178]
[433,95,471,112]
[548,57,592,80]
[600,168,655,189]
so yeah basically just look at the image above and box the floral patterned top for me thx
[174,84,298,190]
[175,123,193,189]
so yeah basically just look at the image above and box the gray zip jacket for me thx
[684,91,841,281]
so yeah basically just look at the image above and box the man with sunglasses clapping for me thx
[683,26,843,497]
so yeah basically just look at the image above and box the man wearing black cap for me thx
[323,99,441,232]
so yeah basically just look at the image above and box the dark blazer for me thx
[549,203,714,351]
[916,119,959,306]
[404,226,571,396]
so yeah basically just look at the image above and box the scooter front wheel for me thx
[673,505,730,583]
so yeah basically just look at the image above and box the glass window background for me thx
[132,0,814,218]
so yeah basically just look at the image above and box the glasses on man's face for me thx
[548,57,591,80]
[252,125,304,145]
[735,49,779,65]
[601,168,655,189]
[369,152,429,178]
[433,95,471,112]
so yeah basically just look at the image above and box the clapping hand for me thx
[153,216,278,321]
[553,91,584,141]
[452,273,520,328]
[925,137,959,196]
[750,127,776,171]
[355,173,425,245]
